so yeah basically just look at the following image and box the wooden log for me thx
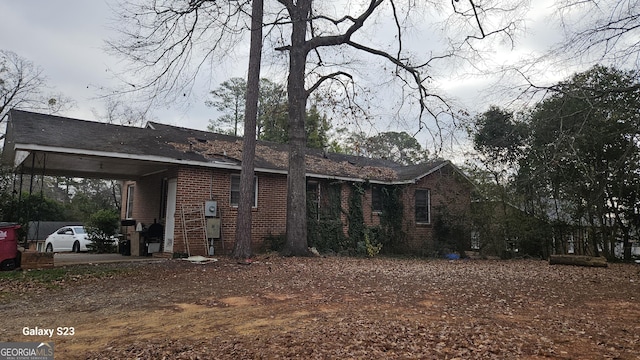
[549,254,608,268]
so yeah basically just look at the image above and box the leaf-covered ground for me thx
[1,256,639,359]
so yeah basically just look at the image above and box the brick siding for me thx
[400,166,472,254]
[123,163,471,256]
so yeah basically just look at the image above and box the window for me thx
[230,175,257,207]
[415,189,430,223]
[125,185,135,219]
[371,186,383,213]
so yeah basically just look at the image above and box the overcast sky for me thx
[0,0,571,157]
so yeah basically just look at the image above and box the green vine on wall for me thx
[347,183,365,249]
[307,182,346,252]
[377,185,406,252]
[304,181,404,256]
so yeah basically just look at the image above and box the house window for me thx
[371,185,383,213]
[415,189,430,223]
[230,175,257,207]
[125,184,135,219]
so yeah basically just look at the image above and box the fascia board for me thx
[12,143,415,185]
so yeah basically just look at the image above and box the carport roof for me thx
[2,110,231,179]
[2,110,457,183]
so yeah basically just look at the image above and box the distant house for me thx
[2,110,473,256]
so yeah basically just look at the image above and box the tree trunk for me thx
[549,254,608,267]
[232,0,263,259]
[282,1,310,256]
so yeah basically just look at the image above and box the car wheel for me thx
[1,259,16,271]
[73,241,80,253]
[45,243,53,253]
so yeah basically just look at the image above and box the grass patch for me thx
[0,265,133,287]
[0,263,140,303]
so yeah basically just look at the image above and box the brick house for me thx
[2,110,473,256]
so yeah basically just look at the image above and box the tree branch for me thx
[306,71,353,97]
[303,0,384,52]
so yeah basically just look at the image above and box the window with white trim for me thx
[415,189,430,223]
[371,185,383,213]
[125,184,135,219]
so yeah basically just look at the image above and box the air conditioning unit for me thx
[204,201,217,217]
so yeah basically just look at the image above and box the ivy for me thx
[347,183,365,249]
[377,185,406,252]
[357,228,383,257]
[307,182,346,252]
[304,181,403,256]
[432,205,469,257]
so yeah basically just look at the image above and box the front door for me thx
[164,178,177,253]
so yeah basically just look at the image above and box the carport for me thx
[2,110,249,259]
[2,110,177,181]
[0,110,203,260]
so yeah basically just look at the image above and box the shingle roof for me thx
[3,110,454,183]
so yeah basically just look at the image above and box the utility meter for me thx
[204,201,217,217]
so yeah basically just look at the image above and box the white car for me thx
[44,226,90,253]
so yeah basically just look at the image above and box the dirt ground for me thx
[1,255,639,359]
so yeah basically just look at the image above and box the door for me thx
[59,227,74,251]
[164,178,177,253]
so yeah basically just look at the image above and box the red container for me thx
[0,222,21,271]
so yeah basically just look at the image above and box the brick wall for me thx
[120,178,162,230]
[340,183,351,236]
[123,163,471,257]
[121,168,178,245]
[401,166,472,254]
[174,167,288,256]
[174,167,213,256]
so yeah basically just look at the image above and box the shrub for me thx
[86,210,119,253]
[264,233,286,252]
[356,228,383,257]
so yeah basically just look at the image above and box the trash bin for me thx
[119,239,131,256]
[0,222,21,271]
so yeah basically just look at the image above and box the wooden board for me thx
[549,254,608,268]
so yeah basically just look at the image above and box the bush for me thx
[264,233,286,252]
[356,228,383,257]
[86,210,119,253]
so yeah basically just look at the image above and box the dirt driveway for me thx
[1,256,639,359]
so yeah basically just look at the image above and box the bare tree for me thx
[233,0,264,260]
[106,1,250,107]
[555,0,640,68]
[499,0,640,104]
[93,96,153,127]
[109,0,524,256]
[0,50,73,123]
[274,0,522,255]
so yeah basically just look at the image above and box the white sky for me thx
[0,0,576,159]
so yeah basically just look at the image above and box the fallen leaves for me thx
[1,257,639,359]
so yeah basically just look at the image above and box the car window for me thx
[74,227,86,234]
[57,228,68,234]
